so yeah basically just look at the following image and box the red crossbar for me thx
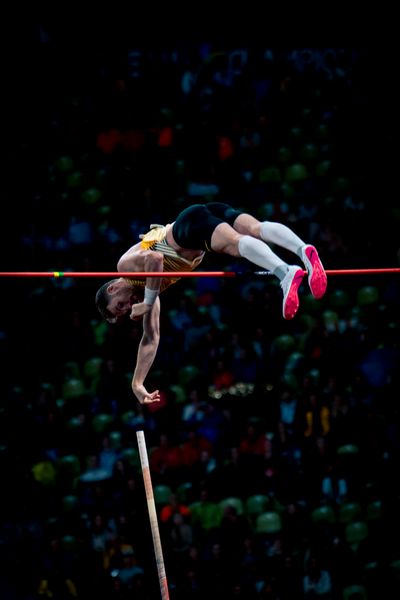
[0,268,399,278]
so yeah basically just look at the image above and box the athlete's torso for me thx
[127,224,205,292]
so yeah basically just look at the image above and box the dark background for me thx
[0,17,399,600]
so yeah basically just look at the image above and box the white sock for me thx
[238,235,288,280]
[260,222,306,258]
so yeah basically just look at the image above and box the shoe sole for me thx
[283,269,304,319]
[304,246,327,299]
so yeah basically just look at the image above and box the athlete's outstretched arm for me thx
[131,297,161,404]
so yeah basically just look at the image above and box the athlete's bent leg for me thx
[233,215,327,300]
[211,223,304,319]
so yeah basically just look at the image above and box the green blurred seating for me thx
[154,484,173,506]
[82,187,102,205]
[120,447,140,468]
[315,159,332,176]
[365,499,383,521]
[285,163,309,182]
[84,357,103,381]
[55,156,74,172]
[92,413,114,433]
[277,146,292,163]
[329,289,351,309]
[62,495,79,513]
[255,511,282,534]
[389,558,400,582]
[175,481,193,503]
[219,497,244,515]
[342,584,367,599]
[285,351,304,372]
[109,431,122,449]
[311,505,336,524]
[272,334,296,353]
[280,181,295,199]
[345,521,369,550]
[289,126,304,141]
[281,372,299,391]
[178,365,200,386]
[357,286,379,307]
[66,416,84,430]
[301,107,312,121]
[92,320,108,346]
[337,444,359,456]
[306,368,320,385]
[189,500,222,530]
[32,461,57,486]
[315,123,330,140]
[245,494,270,519]
[56,398,65,410]
[61,535,77,551]
[62,378,86,400]
[300,142,318,161]
[169,384,186,404]
[259,166,281,183]
[121,410,137,427]
[301,295,320,313]
[323,310,339,329]
[57,454,81,478]
[330,176,350,194]
[63,361,81,379]
[339,502,362,524]
[66,171,83,188]
[94,168,106,185]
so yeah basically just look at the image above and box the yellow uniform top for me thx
[127,225,204,293]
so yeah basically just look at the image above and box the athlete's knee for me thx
[233,213,262,238]
[210,223,241,255]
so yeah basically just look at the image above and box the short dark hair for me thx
[95,279,120,322]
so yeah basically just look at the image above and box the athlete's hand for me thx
[132,383,161,405]
[130,302,152,320]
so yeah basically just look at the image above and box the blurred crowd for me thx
[1,25,399,599]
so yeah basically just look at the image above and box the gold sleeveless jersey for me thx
[127,225,204,293]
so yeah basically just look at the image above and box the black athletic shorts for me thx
[172,202,243,251]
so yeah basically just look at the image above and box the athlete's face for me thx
[106,282,142,322]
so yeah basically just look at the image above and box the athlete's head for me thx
[95,279,142,323]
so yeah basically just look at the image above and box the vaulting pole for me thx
[136,430,170,600]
